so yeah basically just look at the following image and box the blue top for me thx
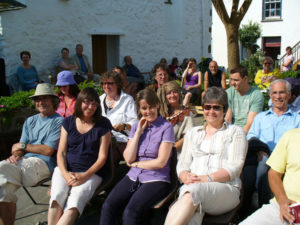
[16,65,39,91]
[63,116,112,177]
[77,54,88,73]
[20,113,63,172]
[127,116,175,183]
[247,108,300,152]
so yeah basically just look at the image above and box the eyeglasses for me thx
[203,104,223,111]
[101,82,116,86]
[82,100,98,107]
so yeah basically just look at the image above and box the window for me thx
[263,0,281,20]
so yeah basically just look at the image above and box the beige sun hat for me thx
[29,83,59,99]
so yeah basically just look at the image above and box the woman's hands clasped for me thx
[180,171,210,185]
[63,171,89,186]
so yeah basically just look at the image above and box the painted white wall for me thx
[212,0,300,69]
[0,0,212,82]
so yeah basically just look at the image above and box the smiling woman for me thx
[164,87,247,225]
[100,88,175,225]
[48,87,112,225]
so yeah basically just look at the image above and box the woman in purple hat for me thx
[56,71,80,118]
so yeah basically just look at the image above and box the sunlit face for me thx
[203,102,224,125]
[263,60,272,72]
[155,68,169,87]
[81,99,98,118]
[166,90,180,107]
[270,82,291,111]
[76,45,83,55]
[139,99,159,122]
[188,61,196,71]
[62,50,69,59]
[21,54,30,64]
[59,85,70,95]
[102,77,118,96]
[209,61,218,75]
[34,96,55,117]
[230,72,248,91]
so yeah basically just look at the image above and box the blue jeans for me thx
[99,175,170,225]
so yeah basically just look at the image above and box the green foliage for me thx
[0,90,35,114]
[281,70,300,79]
[241,50,264,82]
[197,57,212,74]
[0,90,35,124]
[77,80,104,96]
[239,21,262,54]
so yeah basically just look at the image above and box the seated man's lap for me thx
[0,157,50,202]
[239,202,283,225]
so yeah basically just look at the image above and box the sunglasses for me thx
[264,63,272,65]
[101,82,116,86]
[203,104,223,111]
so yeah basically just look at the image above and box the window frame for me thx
[262,0,282,21]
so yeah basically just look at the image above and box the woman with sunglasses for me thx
[56,71,80,118]
[181,58,202,106]
[100,88,175,225]
[99,71,138,164]
[165,87,247,225]
[48,88,112,225]
[158,81,194,153]
[255,56,280,89]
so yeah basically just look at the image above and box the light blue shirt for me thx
[247,108,300,152]
[20,113,63,172]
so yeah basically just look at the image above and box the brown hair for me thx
[74,87,102,122]
[230,65,248,78]
[57,84,80,98]
[100,71,123,95]
[135,88,160,119]
[20,51,31,60]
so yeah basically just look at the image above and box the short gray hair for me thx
[202,87,228,113]
[263,56,274,65]
[270,79,292,93]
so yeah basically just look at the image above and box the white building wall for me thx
[212,0,300,69]
[0,0,211,81]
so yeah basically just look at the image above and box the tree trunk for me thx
[225,24,240,72]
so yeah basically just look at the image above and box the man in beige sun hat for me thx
[0,83,63,225]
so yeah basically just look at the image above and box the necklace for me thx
[106,95,119,108]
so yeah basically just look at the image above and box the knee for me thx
[122,205,140,223]
[101,199,116,215]
[181,192,194,206]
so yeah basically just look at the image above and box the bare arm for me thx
[57,126,69,175]
[221,72,226,89]
[243,111,258,134]
[225,108,233,124]
[130,142,173,170]
[175,138,184,152]
[203,72,209,91]
[59,60,78,70]
[11,142,55,157]
[269,169,296,224]
[123,118,147,163]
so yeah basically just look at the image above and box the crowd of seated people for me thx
[3,50,300,225]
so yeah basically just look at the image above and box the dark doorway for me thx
[262,36,281,62]
[92,35,107,75]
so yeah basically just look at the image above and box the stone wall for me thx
[0,0,212,82]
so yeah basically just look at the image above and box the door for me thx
[92,35,107,75]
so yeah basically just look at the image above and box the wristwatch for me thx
[20,143,27,152]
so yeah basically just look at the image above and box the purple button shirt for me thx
[127,116,175,183]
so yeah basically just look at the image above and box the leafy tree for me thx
[212,0,253,71]
[239,21,262,56]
